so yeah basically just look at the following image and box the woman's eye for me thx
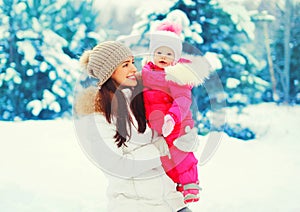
[122,63,128,68]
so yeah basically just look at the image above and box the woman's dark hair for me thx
[130,78,146,133]
[95,78,146,148]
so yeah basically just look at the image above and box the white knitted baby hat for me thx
[149,21,183,62]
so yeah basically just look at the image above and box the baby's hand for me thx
[162,114,175,137]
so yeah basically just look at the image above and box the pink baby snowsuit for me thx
[142,61,199,195]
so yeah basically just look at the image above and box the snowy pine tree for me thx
[272,1,300,103]
[0,0,105,120]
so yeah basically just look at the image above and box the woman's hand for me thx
[173,127,200,152]
[152,136,171,158]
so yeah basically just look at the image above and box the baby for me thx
[141,21,210,203]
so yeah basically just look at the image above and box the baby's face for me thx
[153,46,175,68]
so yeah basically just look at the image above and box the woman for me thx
[74,41,197,212]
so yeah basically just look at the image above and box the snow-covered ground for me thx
[1,103,299,212]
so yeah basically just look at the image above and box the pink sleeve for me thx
[167,82,192,124]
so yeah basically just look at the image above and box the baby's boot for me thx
[177,182,201,204]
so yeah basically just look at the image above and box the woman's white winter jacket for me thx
[74,87,185,212]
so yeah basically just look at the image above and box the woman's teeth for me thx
[127,75,136,80]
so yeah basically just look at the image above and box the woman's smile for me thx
[126,74,137,81]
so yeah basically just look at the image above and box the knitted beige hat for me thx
[80,41,133,86]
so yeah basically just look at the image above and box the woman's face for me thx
[153,46,175,68]
[111,56,137,87]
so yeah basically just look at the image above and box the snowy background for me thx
[1,103,299,212]
[1,0,299,211]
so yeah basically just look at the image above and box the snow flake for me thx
[231,54,246,65]
[49,71,57,81]
[4,68,20,82]
[183,0,196,6]
[13,75,22,84]
[16,30,39,39]
[226,78,240,89]
[40,62,48,73]
[26,100,43,116]
[26,69,34,77]
[191,32,203,44]
[49,102,61,113]
[191,22,202,33]
[13,2,26,14]
[16,41,38,66]
[204,52,222,70]
[229,93,248,104]
[52,82,66,98]
[43,89,56,104]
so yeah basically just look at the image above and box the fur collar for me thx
[74,87,133,117]
[165,54,212,87]
[74,86,98,116]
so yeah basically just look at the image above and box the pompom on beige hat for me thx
[80,41,133,86]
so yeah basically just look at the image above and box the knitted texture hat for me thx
[80,41,133,86]
[149,21,183,62]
